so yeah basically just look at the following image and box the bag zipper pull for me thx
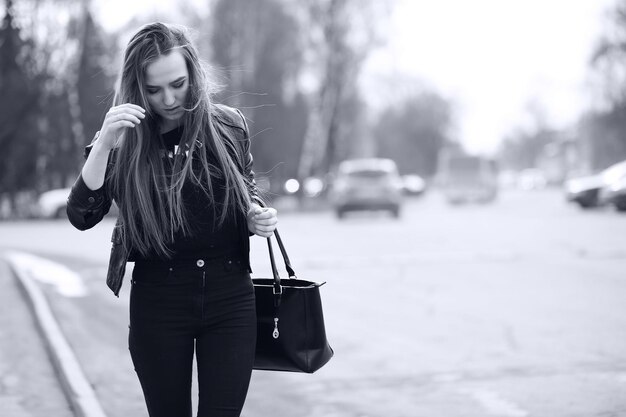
[272,317,280,339]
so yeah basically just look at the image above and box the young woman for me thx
[66,22,278,417]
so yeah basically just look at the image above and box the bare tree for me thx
[582,0,626,167]
[0,0,40,212]
[374,92,455,177]
[209,0,308,194]
[591,0,626,105]
[296,0,390,181]
[4,0,114,190]
[210,0,266,118]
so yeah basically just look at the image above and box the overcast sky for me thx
[95,0,616,155]
[362,0,615,154]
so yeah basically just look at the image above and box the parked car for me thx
[517,168,548,190]
[564,160,626,209]
[330,158,403,219]
[36,188,72,218]
[401,174,426,197]
[36,187,119,219]
[599,175,626,212]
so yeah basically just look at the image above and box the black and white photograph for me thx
[1,0,625,416]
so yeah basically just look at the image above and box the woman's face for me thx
[144,50,189,126]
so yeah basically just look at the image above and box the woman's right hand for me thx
[96,104,146,151]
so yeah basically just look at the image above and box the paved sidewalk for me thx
[0,259,73,417]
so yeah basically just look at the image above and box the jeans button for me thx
[196,259,205,267]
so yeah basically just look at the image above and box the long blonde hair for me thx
[109,22,251,258]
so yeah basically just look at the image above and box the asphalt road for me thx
[1,188,625,417]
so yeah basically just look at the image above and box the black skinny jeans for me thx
[129,256,257,417]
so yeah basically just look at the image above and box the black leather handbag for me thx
[252,229,334,373]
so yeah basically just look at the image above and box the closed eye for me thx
[145,77,186,94]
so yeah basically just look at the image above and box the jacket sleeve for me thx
[66,135,114,231]
[235,109,264,206]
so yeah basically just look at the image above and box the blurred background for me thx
[2,1,626,416]
[1,0,626,214]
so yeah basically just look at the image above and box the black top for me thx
[66,103,256,296]
[130,126,243,261]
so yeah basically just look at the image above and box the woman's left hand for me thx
[247,204,278,237]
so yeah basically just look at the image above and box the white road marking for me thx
[461,388,529,417]
[4,251,87,297]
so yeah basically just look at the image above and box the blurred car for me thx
[401,174,426,197]
[330,158,403,219]
[599,175,626,212]
[517,168,547,190]
[565,160,626,209]
[36,188,72,218]
[438,154,498,204]
[36,187,119,219]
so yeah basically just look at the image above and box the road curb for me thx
[4,252,108,417]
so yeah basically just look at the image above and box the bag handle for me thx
[255,200,295,279]
[254,199,295,297]
[265,229,296,338]
[273,229,296,278]
[266,229,296,291]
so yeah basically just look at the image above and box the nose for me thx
[163,88,176,107]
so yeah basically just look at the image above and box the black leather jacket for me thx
[66,104,261,296]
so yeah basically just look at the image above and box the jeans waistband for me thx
[134,254,247,274]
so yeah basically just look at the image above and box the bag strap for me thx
[255,200,296,278]
[267,237,281,294]
[265,228,297,339]
[273,229,296,278]
[266,228,297,309]
[266,229,296,283]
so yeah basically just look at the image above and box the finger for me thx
[110,120,136,129]
[247,208,262,219]
[109,113,142,125]
[108,104,146,116]
[254,220,278,226]
[254,218,277,226]
[115,103,146,114]
[254,211,277,220]
[108,107,145,120]
[254,224,277,233]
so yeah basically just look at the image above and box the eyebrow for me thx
[145,76,187,89]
